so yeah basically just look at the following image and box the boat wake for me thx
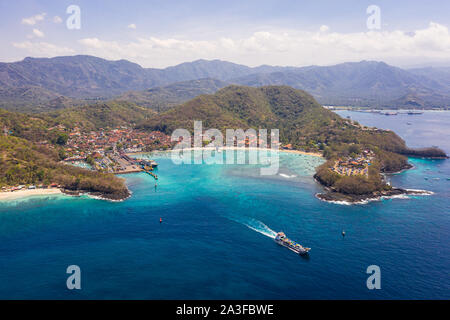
[279,173,297,179]
[242,219,277,239]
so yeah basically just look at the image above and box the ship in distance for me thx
[274,232,311,255]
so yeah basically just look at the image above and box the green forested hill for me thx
[44,101,156,131]
[117,78,229,112]
[0,108,60,143]
[0,100,155,140]
[139,85,409,152]
[140,85,335,139]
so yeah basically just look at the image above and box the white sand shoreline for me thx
[0,188,63,201]
[128,146,323,158]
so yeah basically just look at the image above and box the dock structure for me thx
[114,167,143,174]
[144,170,158,180]
[113,152,159,176]
[121,153,158,168]
[136,158,158,179]
[138,159,158,169]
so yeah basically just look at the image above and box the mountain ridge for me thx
[1,55,449,111]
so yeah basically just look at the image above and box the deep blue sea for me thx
[0,111,449,299]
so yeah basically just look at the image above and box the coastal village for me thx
[329,149,375,177]
[60,126,174,175]
[0,126,171,194]
[61,127,282,173]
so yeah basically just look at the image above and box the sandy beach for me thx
[0,188,62,201]
[128,147,323,158]
[274,149,323,157]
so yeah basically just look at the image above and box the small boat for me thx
[274,232,310,255]
[407,111,423,115]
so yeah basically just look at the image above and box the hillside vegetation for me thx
[0,135,129,200]
[140,85,408,153]
[44,101,156,131]
[117,78,229,112]
[1,101,155,139]
[140,85,339,142]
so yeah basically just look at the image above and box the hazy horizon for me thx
[1,0,449,68]
[3,54,450,71]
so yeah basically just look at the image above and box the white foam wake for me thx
[279,173,297,179]
[243,219,277,239]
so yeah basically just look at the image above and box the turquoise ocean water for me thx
[0,111,449,299]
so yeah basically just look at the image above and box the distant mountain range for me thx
[116,78,230,112]
[1,55,449,112]
[232,62,450,108]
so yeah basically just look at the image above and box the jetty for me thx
[113,152,158,175]
[120,153,159,179]
[144,170,158,180]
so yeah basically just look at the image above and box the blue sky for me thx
[1,0,449,68]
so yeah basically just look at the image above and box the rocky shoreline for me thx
[400,147,448,159]
[316,187,433,205]
[62,188,131,201]
[382,163,414,174]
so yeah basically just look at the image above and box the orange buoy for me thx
[159,217,162,223]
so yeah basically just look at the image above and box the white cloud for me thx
[127,23,137,29]
[32,29,45,38]
[21,13,46,25]
[319,25,329,33]
[53,16,63,24]
[12,41,75,56]
[76,22,450,68]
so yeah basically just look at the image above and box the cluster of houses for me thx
[62,127,172,168]
[59,126,172,174]
[1,183,60,193]
[65,127,171,157]
[330,149,375,177]
[342,119,391,132]
[2,126,10,136]
[203,132,283,149]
